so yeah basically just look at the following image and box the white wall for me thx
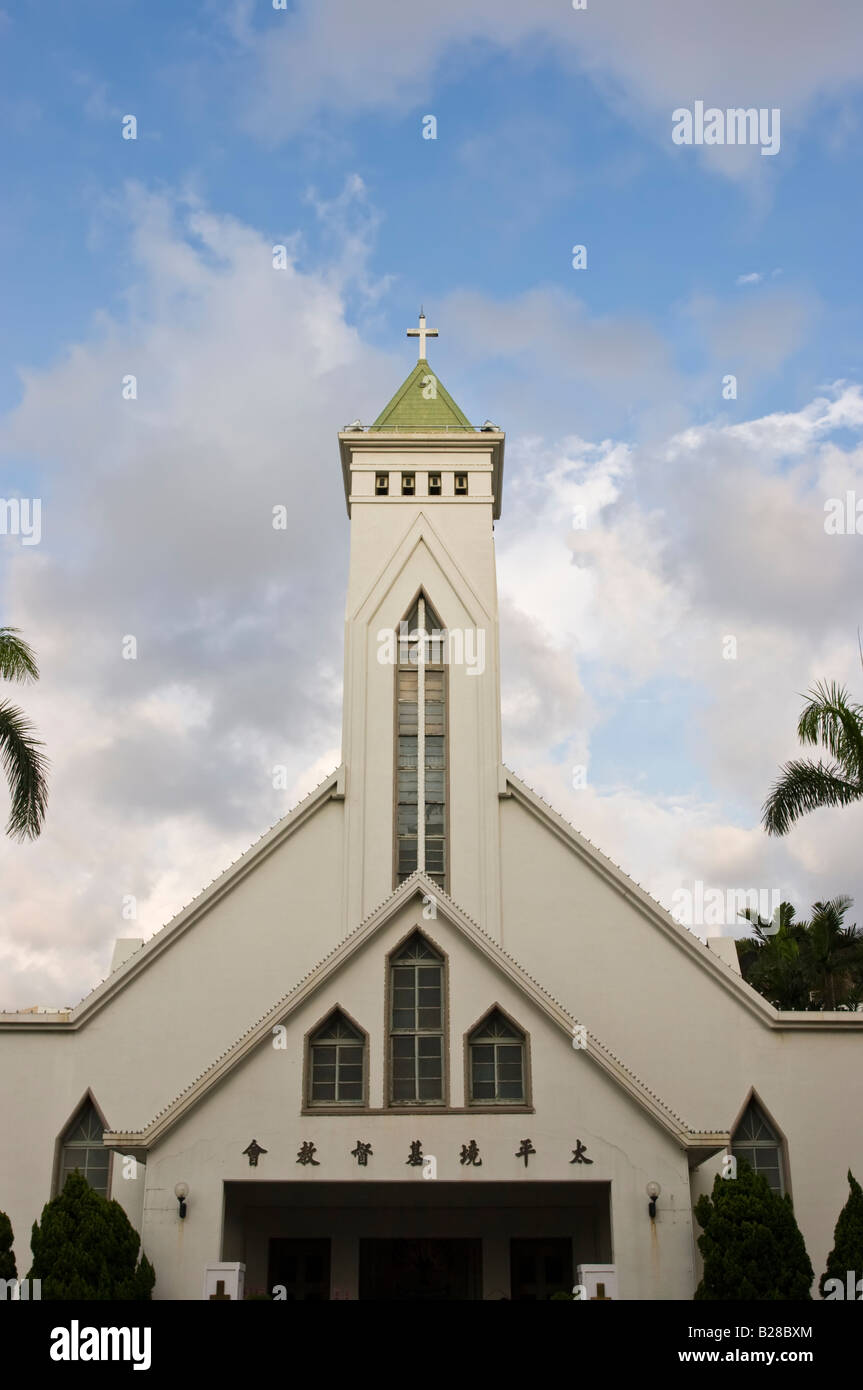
[0,794,344,1268]
[500,793,863,1286]
[137,900,696,1299]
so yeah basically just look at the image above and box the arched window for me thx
[307,1011,366,1106]
[58,1096,109,1196]
[395,592,447,890]
[389,934,445,1104]
[731,1096,785,1194]
[468,1009,526,1103]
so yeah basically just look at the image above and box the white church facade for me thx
[2,319,861,1299]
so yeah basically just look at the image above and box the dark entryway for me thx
[510,1237,573,1300]
[359,1238,482,1300]
[268,1238,331,1300]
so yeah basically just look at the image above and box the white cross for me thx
[407,310,438,360]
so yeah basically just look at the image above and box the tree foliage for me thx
[820,1170,863,1298]
[694,1160,813,1300]
[735,898,863,1011]
[28,1170,155,1300]
[0,1209,16,1281]
[0,626,49,839]
[763,679,863,835]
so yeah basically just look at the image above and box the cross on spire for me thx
[407,309,438,361]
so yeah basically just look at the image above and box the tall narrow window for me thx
[308,1011,366,1106]
[395,593,447,889]
[469,1009,526,1103]
[59,1097,109,1196]
[731,1097,785,1194]
[389,935,445,1104]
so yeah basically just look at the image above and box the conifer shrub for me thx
[28,1170,155,1300]
[694,1159,812,1300]
[820,1170,863,1298]
[0,1209,16,1281]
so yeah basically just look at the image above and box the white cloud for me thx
[233,0,863,180]
[2,186,863,1010]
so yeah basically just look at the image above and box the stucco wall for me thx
[500,792,863,1286]
[137,900,696,1299]
[0,794,344,1269]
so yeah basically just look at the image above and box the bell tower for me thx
[338,315,505,936]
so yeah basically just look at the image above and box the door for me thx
[510,1238,573,1300]
[359,1238,482,1300]
[267,1238,331,1300]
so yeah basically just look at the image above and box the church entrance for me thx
[267,1238,331,1300]
[359,1237,481,1300]
[224,1180,612,1300]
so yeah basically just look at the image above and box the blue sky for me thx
[2,0,863,1004]
[3,1,861,423]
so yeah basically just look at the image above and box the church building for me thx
[2,317,861,1300]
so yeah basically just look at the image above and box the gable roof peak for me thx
[371,358,473,432]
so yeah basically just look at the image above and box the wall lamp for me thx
[646,1181,661,1219]
[174,1181,189,1220]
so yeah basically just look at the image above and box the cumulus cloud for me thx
[0,182,395,1006]
[2,184,862,1010]
[231,0,863,179]
[495,385,863,932]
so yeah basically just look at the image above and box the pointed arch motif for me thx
[394,590,448,891]
[54,1090,111,1197]
[305,1006,368,1107]
[385,929,447,1106]
[730,1090,788,1195]
[466,1005,529,1105]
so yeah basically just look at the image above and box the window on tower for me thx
[401,473,415,496]
[375,473,389,496]
[394,592,447,891]
[428,474,442,495]
[454,473,468,495]
[388,933,445,1104]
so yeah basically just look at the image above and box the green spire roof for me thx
[371,359,473,431]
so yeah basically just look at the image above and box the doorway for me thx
[267,1238,331,1300]
[359,1237,482,1300]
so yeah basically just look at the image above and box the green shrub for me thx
[820,1170,863,1298]
[28,1170,155,1300]
[0,1209,16,1281]
[694,1159,812,1300]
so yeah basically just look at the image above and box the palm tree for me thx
[0,627,49,839]
[762,680,863,835]
[737,898,863,1010]
[736,901,811,1010]
[800,897,863,1011]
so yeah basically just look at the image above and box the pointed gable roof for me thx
[372,360,473,431]
[102,872,728,1157]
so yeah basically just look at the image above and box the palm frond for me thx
[0,699,50,839]
[796,681,863,778]
[0,627,40,683]
[762,758,863,835]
